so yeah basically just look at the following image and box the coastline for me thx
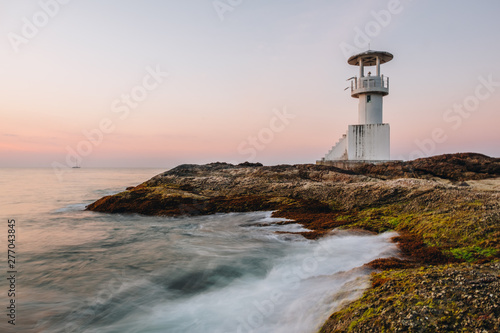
[86,153,500,332]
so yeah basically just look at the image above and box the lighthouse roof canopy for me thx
[348,50,393,66]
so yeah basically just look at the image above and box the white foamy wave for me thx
[88,231,398,333]
[257,211,292,223]
[258,223,310,233]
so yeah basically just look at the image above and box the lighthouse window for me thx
[367,95,371,103]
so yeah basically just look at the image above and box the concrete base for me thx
[322,123,390,162]
[347,124,390,160]
[316,159,393,170]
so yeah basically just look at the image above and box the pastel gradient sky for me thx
[1,0,499,168]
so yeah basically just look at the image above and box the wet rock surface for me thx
[352,153,500,181]
[86,153,500,332]
[87,153,500,216]
[322,263,500,332]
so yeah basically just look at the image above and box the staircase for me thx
[323,133,348,161]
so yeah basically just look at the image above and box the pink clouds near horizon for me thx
[1,1,499,168]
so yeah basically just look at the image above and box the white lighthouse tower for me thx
[319,50,393,165]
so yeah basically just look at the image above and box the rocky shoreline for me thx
[86,153,500,332]
[322,262,500,332]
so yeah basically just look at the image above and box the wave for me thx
[43,229,397,333]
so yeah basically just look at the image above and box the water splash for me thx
[46,213,398,333]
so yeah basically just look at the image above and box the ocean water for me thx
[0,168,399,333]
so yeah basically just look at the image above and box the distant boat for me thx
[72,163,81,169]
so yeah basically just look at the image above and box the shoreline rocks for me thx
[321,262,500,332]
[86,153,500,332]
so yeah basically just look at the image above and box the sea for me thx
[0,168,399,333]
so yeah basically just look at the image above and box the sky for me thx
[1,0,499,169]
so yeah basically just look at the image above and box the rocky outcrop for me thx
[87,153,500,257]
[321,262,500,332]
[87,153,499,215]
[86,153,500,332]
[353,153,500,181]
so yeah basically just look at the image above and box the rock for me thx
[321,263,500,332]
[85,153,500,333]
[87,153,500,216]
[86,153,500,260]
[238,161,263,167]
[353,153,500,181]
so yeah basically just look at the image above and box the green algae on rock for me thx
[320,262,500,332]
[87,153,500,264]
[86,153,500,332]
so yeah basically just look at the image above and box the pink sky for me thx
[1,1,499,169]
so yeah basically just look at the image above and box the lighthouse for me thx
[319,50,393,165]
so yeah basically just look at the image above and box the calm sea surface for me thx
[0,168,398,333]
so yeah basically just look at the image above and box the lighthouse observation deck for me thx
[347,50,393,98]
[350,75,389,98]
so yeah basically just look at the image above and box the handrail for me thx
[350,76,389,92]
